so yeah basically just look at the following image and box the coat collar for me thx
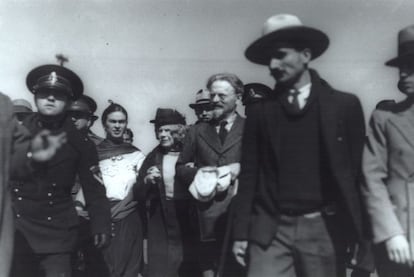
[265,69,339,161]
[199,114,244,154]
[388,105,414,150]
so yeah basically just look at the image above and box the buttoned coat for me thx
[362,100,414,253]
[175,114,245,241]
[231,70,366,250]
[11,113,111,253]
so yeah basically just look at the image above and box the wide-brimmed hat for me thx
[67,95,98,121]
[26,64,83,100]
[245,14,329,65]
[189,89,211,109]
[12,99,33,114]
[386,25,414,67]
[150,108,186,126]
[243,83,272,105]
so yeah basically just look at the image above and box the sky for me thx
[0,0,412,153]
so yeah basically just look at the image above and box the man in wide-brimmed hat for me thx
[362,25,414,277]
[189,89,214,124]
[10,64,111,277]
[231,14,372,277]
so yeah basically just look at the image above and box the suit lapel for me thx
[388,112,414,150]
[221,115,244,153]
[317,82,338,157]
[264,99,282,164]
[199,123,222,153]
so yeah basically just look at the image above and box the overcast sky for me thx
[0,0,412,152]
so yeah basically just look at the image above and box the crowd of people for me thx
[2,12,414,277]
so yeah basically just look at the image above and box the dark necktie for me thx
[218,121,228,144]
[289,89,301,112]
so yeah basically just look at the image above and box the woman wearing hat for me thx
[134,108,193,277]
[97,101,146,277]
[362,25,414,277]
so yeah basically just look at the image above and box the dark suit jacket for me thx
[11,113,111,253]
[232,70,366,248]
[176,114,245,240]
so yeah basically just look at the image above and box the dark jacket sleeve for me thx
[231,103,261,241]
[134,148,159,202]
[175,125,198,186]
[78,139,111,236]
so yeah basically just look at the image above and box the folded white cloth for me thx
[189,166,234,202]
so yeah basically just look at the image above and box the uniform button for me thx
[16,214,21,218]
[52,183,57,187]
[14,188,19,193]
[49,201,54,206]
[111,233,115,237]
[337,137,343,142]
[17,197,22,201]
[47,216,52,221]
[47,192,52,197]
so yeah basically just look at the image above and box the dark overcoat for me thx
[135,145,191,277]
[231,70,366,249]
[175,115,245,241]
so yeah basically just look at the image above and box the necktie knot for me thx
[288,89,301,111]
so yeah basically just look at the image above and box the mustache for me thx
[270,69,283,78]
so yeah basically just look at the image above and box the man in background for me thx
[189,89,213,124]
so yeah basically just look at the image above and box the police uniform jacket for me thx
[11,113,111,253]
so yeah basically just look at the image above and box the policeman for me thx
[10,64,111,277]
[67,94,104,145]
[242,83,272,116]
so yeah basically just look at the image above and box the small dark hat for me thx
[68,95,98,120]
[26,64,83,100]
[189,89,211,109]
[245,14,329,65]
[12,99,33,114]
[386,25,414,67]
[242,83,272,105]
[150,108,186,126]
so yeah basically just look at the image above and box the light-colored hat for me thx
[12,99,33,114]
[189,89,211,109]
[386,25,414,67]
[245,14,329,65]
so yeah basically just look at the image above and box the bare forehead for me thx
[107,111,127,121]
[210,80,235,93]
